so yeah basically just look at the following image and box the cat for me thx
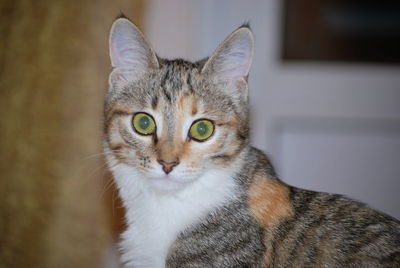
[104,16,400,267]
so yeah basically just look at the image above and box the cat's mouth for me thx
[147,174,188,192]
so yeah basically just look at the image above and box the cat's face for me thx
[105,18,254,193]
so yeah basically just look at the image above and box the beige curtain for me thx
[0,1,145,267]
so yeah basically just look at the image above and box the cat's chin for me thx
[147,175,189,193]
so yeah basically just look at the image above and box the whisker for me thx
[96,168,118,203]
[80,151,109,161]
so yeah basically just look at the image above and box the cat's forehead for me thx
[108,58,235,116]
[151,59,202,102]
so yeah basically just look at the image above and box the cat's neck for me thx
[111,147,248,267]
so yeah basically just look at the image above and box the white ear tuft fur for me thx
[109,18,158,84]
[201,27,254,95]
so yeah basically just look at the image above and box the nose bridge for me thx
[157,139,181,174]
[157,105,184,162]
[158,129,182,163]
[157,139,180,162]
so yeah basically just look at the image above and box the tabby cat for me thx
[104,17,400,267]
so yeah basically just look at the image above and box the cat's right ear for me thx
[201,26,254,99]
[109,18,159,85]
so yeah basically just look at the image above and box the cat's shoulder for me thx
[243,147,294,228]
[245,146,400,231]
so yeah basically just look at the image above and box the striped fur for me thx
[105,17,400,267]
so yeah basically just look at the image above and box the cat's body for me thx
[168,147,400,267]
[104,17,400,267]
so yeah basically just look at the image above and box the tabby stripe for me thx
[286,216,325,266]
[163,89,172,102]
[104,109,131,134]
[271,189,318,265]
[161,68,172,102]
[288,194,339,265]
[160,68,169,89]
[151,95,158,109]
[384,251,400,264]
[186,72,194,94]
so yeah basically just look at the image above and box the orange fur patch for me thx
[178,94,186,108]
[247,177,293,228]
[191,98,197,115]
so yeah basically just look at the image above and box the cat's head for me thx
[104,18,254,193]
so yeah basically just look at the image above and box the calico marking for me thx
[247,176,294,228]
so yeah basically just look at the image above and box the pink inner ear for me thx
[112,69,122,80]
[235,79,246,89]
[109,18,158,72]
[110,31,146,69]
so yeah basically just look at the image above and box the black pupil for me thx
[139,115,150,130]
[197,121,208,136]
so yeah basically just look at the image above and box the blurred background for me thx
[1,0,399,267]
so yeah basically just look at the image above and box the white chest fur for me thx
[111,165,238,268]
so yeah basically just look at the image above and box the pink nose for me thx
[157,159,179,174]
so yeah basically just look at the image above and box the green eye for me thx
[132,113,156,135]
[189,119,214,141]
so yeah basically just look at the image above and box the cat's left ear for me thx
[201,26,254,97]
